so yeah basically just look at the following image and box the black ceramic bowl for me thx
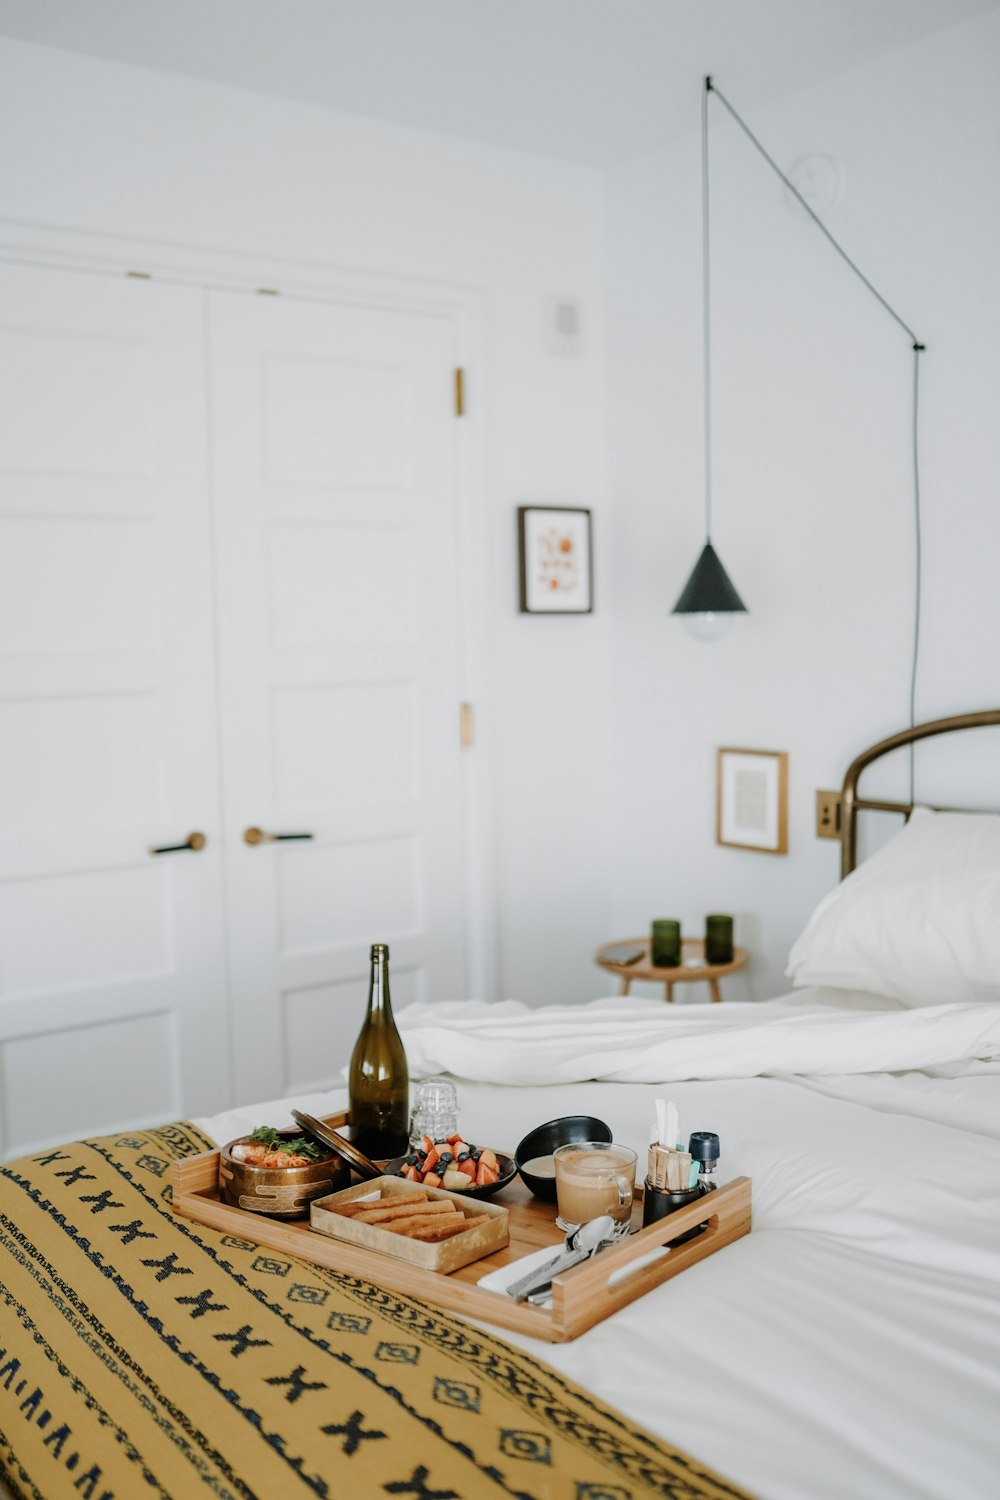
[515,1115,613,1203]
[383,1152,518,1200]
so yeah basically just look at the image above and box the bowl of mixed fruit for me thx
[386,1134,516,1199]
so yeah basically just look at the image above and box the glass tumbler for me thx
[705,914,734,965]
[651,919,682,968]
[408,1077,459,1148]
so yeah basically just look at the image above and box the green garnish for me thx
[248,1126,328,1161]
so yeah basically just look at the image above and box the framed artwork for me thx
[517,506,593,614]
[717,748,789,855]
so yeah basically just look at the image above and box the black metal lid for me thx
[688,1131,720,1162]
[291,1109,383,1181]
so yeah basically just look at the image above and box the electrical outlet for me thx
[816,790,842,839]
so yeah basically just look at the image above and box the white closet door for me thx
[0,264,230,1158]
[208,291,467,1104]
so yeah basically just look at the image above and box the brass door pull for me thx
[243,826,314,846]
[150,831,207,855]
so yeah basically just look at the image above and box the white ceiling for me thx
[0,0,996,165]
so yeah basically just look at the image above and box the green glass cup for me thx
[705,914,734,966]
[650,919,682,968]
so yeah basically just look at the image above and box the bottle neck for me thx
[369,952,393,1018]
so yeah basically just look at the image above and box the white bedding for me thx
[196,993,1000,1500]
[394,992,1000,1085]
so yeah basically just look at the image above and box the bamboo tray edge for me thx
[170,1116,751,1342]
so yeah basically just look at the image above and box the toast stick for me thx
[332,1192,428,1217]
[406,1213,491,1242]
[383,1212,465,1237]
[354,1199,454,1225]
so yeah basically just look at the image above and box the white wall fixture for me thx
[544,296,585,356]
[785,154,843,214]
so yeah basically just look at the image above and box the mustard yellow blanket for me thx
[0,1123,750,1500]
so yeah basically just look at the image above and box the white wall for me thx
[605,10,1000,999]
[4,13,996,1016]
[0,38,615,1006]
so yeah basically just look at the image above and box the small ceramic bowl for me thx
[515,1115,613,1203]
[219,1135,349,1219]
[383,1152,518,1200]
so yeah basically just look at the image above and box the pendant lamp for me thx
[672,77,747,641]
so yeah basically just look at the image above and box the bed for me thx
[2,713,999,1500]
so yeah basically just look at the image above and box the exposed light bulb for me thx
[680,611,738,643]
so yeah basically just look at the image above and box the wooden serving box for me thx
[171,1111,751,1343]
[311,1177,509,1272]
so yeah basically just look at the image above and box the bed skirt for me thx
[0,1123,750,1500]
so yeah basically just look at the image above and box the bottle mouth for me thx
[370,942,390,959]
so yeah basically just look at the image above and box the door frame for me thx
[0,217,498,1004]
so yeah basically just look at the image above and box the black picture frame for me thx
[517,506,593,614]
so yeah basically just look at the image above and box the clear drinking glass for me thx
[408,1077,459,1147]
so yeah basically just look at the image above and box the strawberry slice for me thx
[423,1146,440,1172]
[475,1161,499,1187]
[404,1165,422,1182]
[421,1135,434,1155]
[457,1157,477,1179]
[446,1133,463,1146]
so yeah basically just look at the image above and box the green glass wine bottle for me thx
[348,942,410,1160]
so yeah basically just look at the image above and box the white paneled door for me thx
[0,265,230,1157]
[208,292,468,1103]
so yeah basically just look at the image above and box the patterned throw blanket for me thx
[0,1124,750,1500]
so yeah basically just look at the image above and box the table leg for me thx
[619,977,631,996]
[709,978,722,1003]
[665,981,674,1004]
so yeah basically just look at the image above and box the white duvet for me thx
[197,993,1000,1500]
[394,992,1000,1085]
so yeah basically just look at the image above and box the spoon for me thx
[506,1214,617,1302]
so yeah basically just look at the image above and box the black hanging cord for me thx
[704,77,926,798]
[909,343,924,799]
[702,75,713,540]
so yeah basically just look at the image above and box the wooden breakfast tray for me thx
[172,1111,751,1343]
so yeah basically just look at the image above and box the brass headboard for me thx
[838,709,1000,878]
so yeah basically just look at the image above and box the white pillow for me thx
[786,809,1000,1006]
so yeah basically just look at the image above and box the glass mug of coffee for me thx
[553,1141,637,1233]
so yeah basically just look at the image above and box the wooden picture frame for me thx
[716,748,788,855]
[517,506,593,614]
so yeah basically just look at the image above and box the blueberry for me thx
[404,1153,418,1166]
[457,1152,470,1162]
[438,1152,453,1166]
[470,1149,481,1161]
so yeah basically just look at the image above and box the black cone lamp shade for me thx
[672,541,747,642]
[672,541,745,613]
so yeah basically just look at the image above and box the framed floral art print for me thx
[517,506,593,614]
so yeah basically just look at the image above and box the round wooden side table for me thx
[594,937,747,1004]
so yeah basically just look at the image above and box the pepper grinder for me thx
[689,1131,720,1191]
